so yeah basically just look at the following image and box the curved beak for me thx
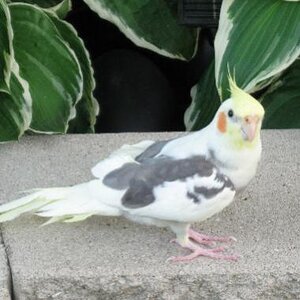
[241,115,260,142]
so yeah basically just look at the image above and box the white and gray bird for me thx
[0,79,265,262]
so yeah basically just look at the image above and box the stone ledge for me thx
[0,130,299,299]
[0,231,11,300]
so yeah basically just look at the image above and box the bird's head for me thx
[214,78,265,149]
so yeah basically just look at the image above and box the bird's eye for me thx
[228,109,234,118]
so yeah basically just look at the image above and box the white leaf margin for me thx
[11,59,33,139]
[184,84,200,131]
[44,0,72,18]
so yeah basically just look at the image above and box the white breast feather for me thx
[127,172,235,223]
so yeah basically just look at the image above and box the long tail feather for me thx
[0,180,121,224]
[0,188,68,223]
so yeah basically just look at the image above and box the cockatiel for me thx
[0,79,265,262]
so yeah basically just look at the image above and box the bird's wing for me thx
[91,140,153,179]
[102,155,236,223]
[91,139,170,179]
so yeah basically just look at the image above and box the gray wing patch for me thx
[103,163,139,190]
[103,155,229,209]
[135,140,169,163]
[187,174,234,204]
[194,174,233,199]
[121,179,154,208]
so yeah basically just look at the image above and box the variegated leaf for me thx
[0,0,32,142]
[0,0,13,92]
[9,3,83,133]
[184,61,221,131]
[8,0,72,18]
[0,60,32,142]
[215,0,300,99]
[83,0,199,60]
[44,0,72,18]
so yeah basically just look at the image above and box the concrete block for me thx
[0,232,11,300]
[0,131,299,299]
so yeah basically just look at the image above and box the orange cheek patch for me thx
[217,112,227,133]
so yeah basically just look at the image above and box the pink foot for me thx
[188,228,237,245]
[168,246,239,262]
[168,233,239,262]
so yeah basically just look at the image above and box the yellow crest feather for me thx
[228,74,265,117]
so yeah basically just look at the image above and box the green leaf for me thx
[261,59,300,128]
[184,61,221,131]
[0,0,13,92]
[8,0,72,18]
[0,1,32,142]
[83,0,199,60]
[0,61,32,142]
[49,14,99,133]
[9,3,83,133]
[215,0,300,99]
[44,0,72,19]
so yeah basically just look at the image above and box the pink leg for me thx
[168,241,239,262]
[188,228,237,245]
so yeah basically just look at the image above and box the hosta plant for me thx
[0,0,99,142]
[0,0,199,142]
[0,0,299,143]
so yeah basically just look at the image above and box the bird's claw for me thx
[188,228,237,245]
[168,230,239,262]
[167,246,239,262]
[227,236,237,242]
